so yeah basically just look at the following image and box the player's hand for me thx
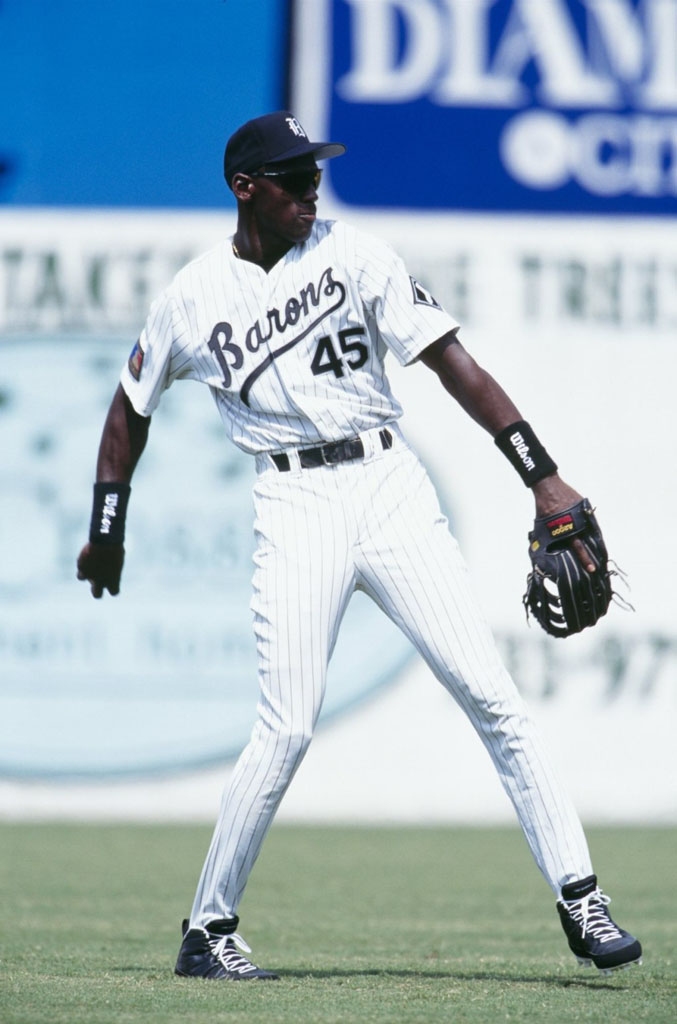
[530,474,595,573]
[76,542,125,598]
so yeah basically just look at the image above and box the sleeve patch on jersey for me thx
[410,276,441,310]
[127,340,144,381]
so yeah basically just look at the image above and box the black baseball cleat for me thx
[557,875,642,975]
[174,916,279,980]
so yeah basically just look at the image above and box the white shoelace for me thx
[564,889,622,943]
[208,931,257,974]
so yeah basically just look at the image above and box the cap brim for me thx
[265,141,346,166]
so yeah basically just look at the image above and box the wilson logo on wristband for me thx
[99,493,120,534]
[494,420,558,487]
[509,431,536,472]
[89,483,131,545]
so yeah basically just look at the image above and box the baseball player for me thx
[76,111,641,980]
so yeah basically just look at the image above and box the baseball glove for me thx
[523,498,613,637]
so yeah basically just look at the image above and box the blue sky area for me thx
[0,0,288,207]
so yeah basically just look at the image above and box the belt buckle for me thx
[322,437,364,465]
[321,441,343,465]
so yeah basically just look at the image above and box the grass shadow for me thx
[154,965,630,990]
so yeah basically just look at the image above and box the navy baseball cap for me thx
[224,111,346,187]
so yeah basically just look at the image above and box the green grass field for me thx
[0,824,674,1023]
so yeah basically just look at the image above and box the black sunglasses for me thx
[250,168,322,195]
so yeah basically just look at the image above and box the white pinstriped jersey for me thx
[120,219,458,454]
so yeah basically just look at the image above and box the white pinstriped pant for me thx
[190,425,592,926]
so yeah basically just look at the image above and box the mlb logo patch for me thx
[410,277,441,310]
[128,340,144,381]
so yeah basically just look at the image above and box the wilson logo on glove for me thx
[546,514,575,538]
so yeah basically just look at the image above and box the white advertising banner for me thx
[0,207,675,822]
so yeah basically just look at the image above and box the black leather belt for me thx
[271,428,393,472]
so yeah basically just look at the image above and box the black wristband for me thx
[89,482,131,545]
[494,420,558,487]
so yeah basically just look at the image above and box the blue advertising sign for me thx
[295,0,677,213]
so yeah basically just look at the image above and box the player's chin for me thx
[290,209,315,237]
[293,214,315,239]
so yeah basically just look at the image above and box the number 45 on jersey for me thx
[311,327,368,378]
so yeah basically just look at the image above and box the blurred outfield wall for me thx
[0,0,675,822]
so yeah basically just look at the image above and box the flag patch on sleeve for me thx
[410,276,441,309]
[128,340,144,381]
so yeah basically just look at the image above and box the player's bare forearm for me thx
[77,386,150,598]
[420,333,523,435]
[96,384,151,482]
[420,334,593,570]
